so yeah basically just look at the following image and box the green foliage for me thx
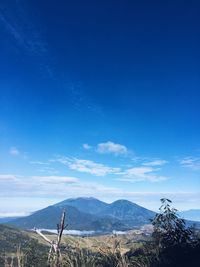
[151,198,192,248]
[0,224,30,253]
[94,237,130,267]
[149,198,200,267]
[0,224,49,267]
[62,246,97,267]
[23,239,48,267]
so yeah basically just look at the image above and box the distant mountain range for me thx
[8,197,155,231]
[4,198,200,232]
[0,217,24,224]
[179,209,200,222]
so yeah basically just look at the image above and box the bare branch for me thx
[34,210,66,266]
[34,228,52,245]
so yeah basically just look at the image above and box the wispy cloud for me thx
[0,11,23,44]
[0,174,78,185]
[31,176,79,184]
[9,147,20,156]
[0,174,18,181]
[0,173,199,211]
[0,212,30,218]
[0,174,80,198]
[82,144,92,150]
[30,161,50,165]
[179,156,200,171]
[37,167,59,175]
[53,153,168,181]
[97,141,128,156]
[0,173,112,197]
[143,159,168,166]
[0,6,53,77]
[29,161,58,173]
[118,166,168,182]
[0,10,47,55]
[56,157,121,176]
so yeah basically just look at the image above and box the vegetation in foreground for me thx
[1,199,200,267]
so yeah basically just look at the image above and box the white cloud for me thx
[0,173,120,199]
[82,144,92,150]
[119,166,168,182]
[56,157,121,176]
[0,172,199,212]
[143,159,168,166]
[179,157,200,170]
[97,141,128,155]
[54,155,167,181]
[9,147,20,156]
[0,174,80,200]
[30,161,49,165]
[1,178,199,212]
[36,166,59,174]
[0,174,18,181]
[32,176,79,184]
[0,212,29,218]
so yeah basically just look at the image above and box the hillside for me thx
[0,224,31,254]
[0,224,48,266]
[10,205,98,230]
[0,217,23,224]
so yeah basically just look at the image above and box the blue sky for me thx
[0,0,200,215]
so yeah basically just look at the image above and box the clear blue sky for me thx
[0,0,200,215]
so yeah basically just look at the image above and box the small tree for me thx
[150,198,200,267]
[152,198,192,249]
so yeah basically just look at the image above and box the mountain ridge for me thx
[8,197,155,231]
[54,197,108,215]
[6,197,200,231]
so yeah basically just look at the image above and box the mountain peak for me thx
[98,199,155,227]
[54,197,108,215]
[111,199,135,205]
[67,197,98,201]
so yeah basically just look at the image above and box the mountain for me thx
[8,198,156,231]
[179,209,200,222]
[0,216,23,224]
[9,203,128,231]
[97,200,155,227]
[55,197,108,214]
[10,205,97,230]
